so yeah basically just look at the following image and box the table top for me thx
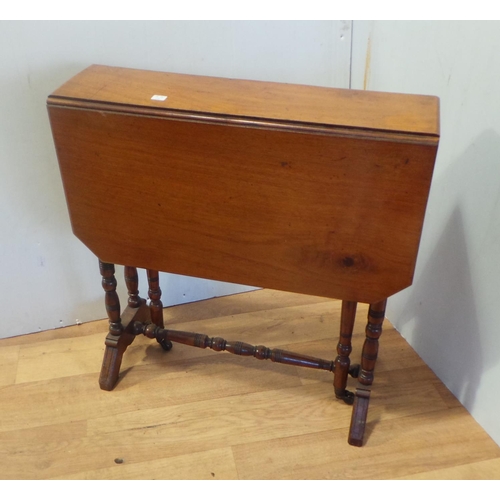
[48,66,440,303]
[49,64,439,141]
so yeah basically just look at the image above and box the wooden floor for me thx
[1,288,499,480]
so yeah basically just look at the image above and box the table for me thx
[47,65,439,446]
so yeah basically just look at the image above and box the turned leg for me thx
[358,299,387,386]
[124,265,141,308]
[100,261,123,336]
[99,261,126,390]
[146,269,164,327]
[99,262,149,390]
[333,300,358,404]
[146,269,171,351]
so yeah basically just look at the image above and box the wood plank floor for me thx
[1,289,499,480]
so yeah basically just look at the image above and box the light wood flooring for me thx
[1,289,499,480]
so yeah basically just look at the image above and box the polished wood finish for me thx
[99,260,151,390]
[359,299,388,386]
[146,269,164,328]
[98,300,149,391]
[124,266,141,308]
[47,65,439,304]
[99,260,124,390]
[333,301,358,403]
[135,322,337,372]
[46,66,440,446]
[348,388,371,447]
[1,290,499,479]
[47,65,439,136]
[99,261,123,336]
[146,268,172,351]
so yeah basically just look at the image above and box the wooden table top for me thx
[47,65,440,303]
[49,64,439,141]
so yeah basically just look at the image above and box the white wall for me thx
[0,21,352,338]
[351,20,500,445]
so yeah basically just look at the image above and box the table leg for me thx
[98,261,126,390]
[359,299,387,386]
[124,265,141,307]
[146,269,164,327]
[98,261,149,390]
[333,300,358,404]
[146,269,172,351]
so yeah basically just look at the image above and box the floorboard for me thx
[1,289,499,480]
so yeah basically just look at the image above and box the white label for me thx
[151,95,167,101]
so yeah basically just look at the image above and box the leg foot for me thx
[99,332,135,390]
[348,388,371,447]
[99,301,150,390]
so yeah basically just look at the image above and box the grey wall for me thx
[0,21,352,338]
[351,20,500,445]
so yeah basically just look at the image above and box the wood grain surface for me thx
[1,290,498,480]
[47,66,439,302]
[48,64,440,136]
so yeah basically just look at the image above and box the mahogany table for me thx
[47,65,439,446]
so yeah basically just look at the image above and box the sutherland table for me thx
[47,65,440,446]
